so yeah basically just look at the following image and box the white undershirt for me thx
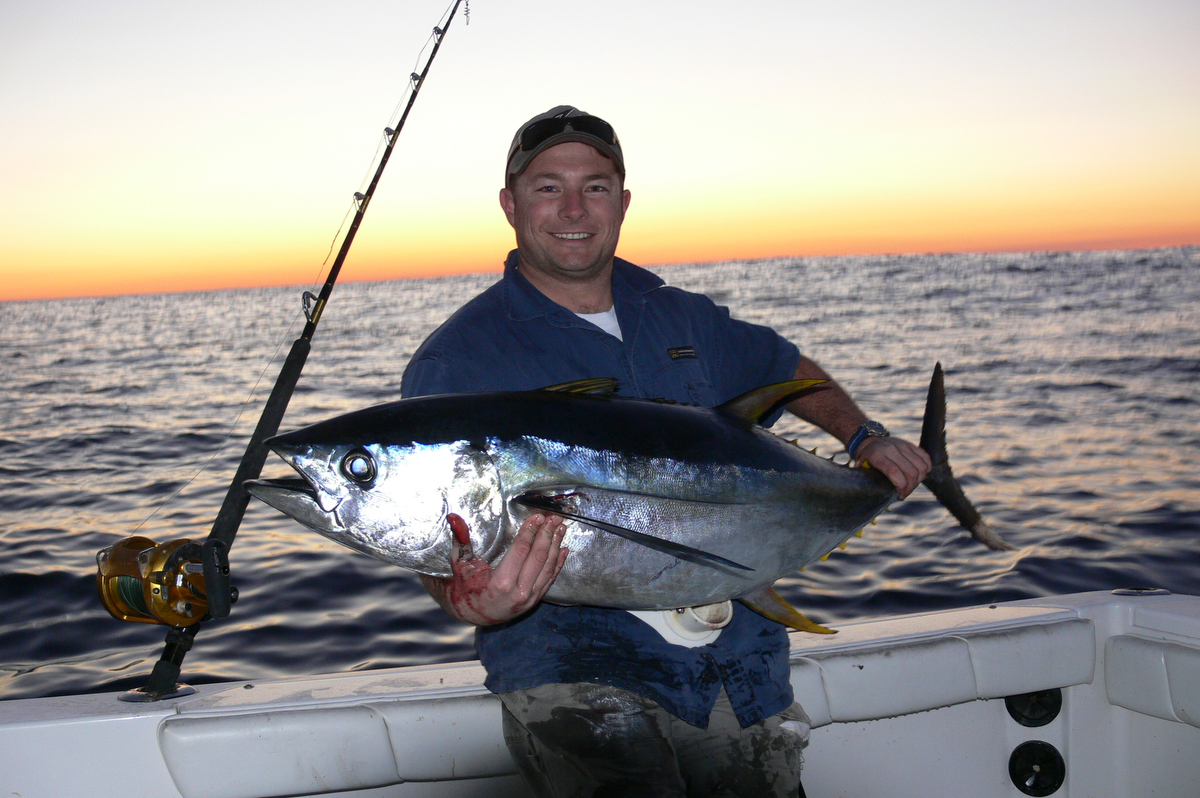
[575,308,623,340]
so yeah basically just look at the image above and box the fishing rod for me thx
[94,0,467,701]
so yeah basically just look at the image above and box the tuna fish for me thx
[246,364,1011,632]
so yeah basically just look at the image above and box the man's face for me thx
[500,141,631,285]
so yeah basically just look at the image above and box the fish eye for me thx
[341,449,376,485]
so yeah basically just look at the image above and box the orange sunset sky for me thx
[2,0,1198,303]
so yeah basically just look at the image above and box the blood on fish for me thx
[448,513,471,546]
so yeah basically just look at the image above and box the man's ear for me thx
[499,187,516,227]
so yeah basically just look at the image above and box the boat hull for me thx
[3,590,1197,798]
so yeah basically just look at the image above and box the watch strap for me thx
[847,421,889,459]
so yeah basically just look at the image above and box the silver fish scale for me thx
[506,435,753,500]
[488,436,891,609]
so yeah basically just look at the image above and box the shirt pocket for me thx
[644,357,718,406]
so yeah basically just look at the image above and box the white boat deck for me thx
[2,590,1197,797]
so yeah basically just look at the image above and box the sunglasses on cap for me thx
[515,114,619,154]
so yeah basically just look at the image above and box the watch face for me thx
[864,421,888,436]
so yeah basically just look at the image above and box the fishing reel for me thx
[96,536,237,627]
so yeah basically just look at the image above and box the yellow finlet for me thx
[741,586,836,634]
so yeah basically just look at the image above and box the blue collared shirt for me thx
[402,251,802,728]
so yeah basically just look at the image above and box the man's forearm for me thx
[785,356,932,497]
[785,357,869,446]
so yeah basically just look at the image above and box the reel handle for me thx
[201,539,233,620]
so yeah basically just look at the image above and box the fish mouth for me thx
[245,475,345,533]
[250,475,315,497]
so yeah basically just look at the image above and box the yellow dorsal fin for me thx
[740,586,836,634]
[539,378,620,395]
[717,380,828,424]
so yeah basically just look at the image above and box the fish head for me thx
[247,424,505,578]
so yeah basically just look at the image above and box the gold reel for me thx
[96,536,235,627]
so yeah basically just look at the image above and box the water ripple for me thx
[1,248,1197,699]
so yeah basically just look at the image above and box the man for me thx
[402,106,931,797]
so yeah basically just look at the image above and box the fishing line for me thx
[130,261,330,534]
[128,311,301,535]
[127,0,467,536]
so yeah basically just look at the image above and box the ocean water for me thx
[1,247,1198,701]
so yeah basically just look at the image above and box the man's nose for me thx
[558,188,587,220]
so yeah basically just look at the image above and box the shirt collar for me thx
[499,249,663,324]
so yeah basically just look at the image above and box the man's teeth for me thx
[553,233,591,240]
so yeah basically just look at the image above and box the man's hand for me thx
[422,513,569,626]
[854,436,931,499]
[782,357,933,500]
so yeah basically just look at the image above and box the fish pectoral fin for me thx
[514,492,753,573]
[740,586,836,634]
[718,380,828,425]
[539,377,621,395]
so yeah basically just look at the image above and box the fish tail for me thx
[919,363,1015,551]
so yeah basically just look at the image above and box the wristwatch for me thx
[846,420,889,460]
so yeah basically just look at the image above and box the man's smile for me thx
[553,232,592,240]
